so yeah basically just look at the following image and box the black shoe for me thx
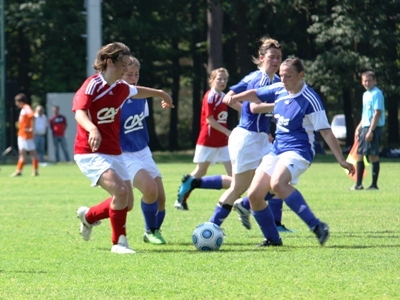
[367,185,379,190]
[257,238,283,247]
[312,222,330,246]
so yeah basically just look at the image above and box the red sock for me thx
[86,197,112,224]
[109,207,128,245]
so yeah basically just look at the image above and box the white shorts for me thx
[193,145,230,165]
[258,151,310,185]
[121,147,162,187]
[74,153,130,187]
[18,137,36,151]
[229,127,272,174]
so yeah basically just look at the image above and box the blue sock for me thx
[241,196,251,210]
[209,204,231,226]
[268,198,283,224]
[156,209,165,230]
[264,192,275,200]
[284,190,319,228]
[200,175,223,189]
[252,206,281,242]
[141,200,158,231]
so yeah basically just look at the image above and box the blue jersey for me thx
[230,70,280,133]
[256,82,330,162]
[119,97,149,152]
[361,86,385,127]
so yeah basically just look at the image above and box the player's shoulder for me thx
[242,70,261,83]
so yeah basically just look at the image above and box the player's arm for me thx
[365,109,382,142]
[75,109,101,152]
[320,128,355,176]
[26,116,35,133]
[249,102,274,114]
[206,115,231,137]
[223,90,242,112]
[133,86,174,108]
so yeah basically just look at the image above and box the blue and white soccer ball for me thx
[192,222,224,251]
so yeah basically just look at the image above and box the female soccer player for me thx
[226,57,355,246]
[174,68,238,210]
[120,56,168,244]
[74,42,173,254]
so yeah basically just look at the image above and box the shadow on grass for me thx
[0,269,48,274]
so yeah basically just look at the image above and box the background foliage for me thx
[3,0,400,150]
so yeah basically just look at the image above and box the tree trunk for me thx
[207,0,223,73]
[190,0,203,147]
[386,94,399,147]
[168,38,181,151]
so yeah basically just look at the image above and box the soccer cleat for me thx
[76,206,101,241]
[31,171,39,177]
[10,171,22,177]
[143,230,167,244]
[276,224,295,233]
[367,185,379,190]
[349,184,364,190]
[111,235,136,254]
[233,198,251,230]
[174,200,189,210]
[257,238,283,247]
[176,174,195,205]
[312,222,330,246]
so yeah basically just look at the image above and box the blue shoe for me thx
[176,174,195,205]
[276,224,295,233]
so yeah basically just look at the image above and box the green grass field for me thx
[1,154,399,300]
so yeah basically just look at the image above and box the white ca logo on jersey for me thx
[97,107,119,124]
[217,111,228,124]
[124,112,145,134]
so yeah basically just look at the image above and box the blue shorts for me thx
[357,127,383,156]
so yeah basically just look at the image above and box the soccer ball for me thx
[192,222,224,251]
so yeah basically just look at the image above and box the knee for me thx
[141,181,158,203]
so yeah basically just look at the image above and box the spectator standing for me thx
[49,105,70,162]
[34,105,48,162]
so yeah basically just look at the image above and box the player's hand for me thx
[88,128,101,152]
[160,92,174,109]
[223,95,237,106]
[366,131,373,142]
[340,161,355,176]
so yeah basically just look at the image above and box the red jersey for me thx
[196,88,228,147]
[49,114,67,137]
[72,74,137,155]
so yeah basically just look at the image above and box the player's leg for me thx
[367,127,383,190]
[351,128,368,190]
[247,166,282,247]
[134,169,165,245]
[175,161,211,210]
[209,170,253,226]
[12,137,28,176]
[29,147,39,176]
[273,153,328,245]
[98,168,135,253]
